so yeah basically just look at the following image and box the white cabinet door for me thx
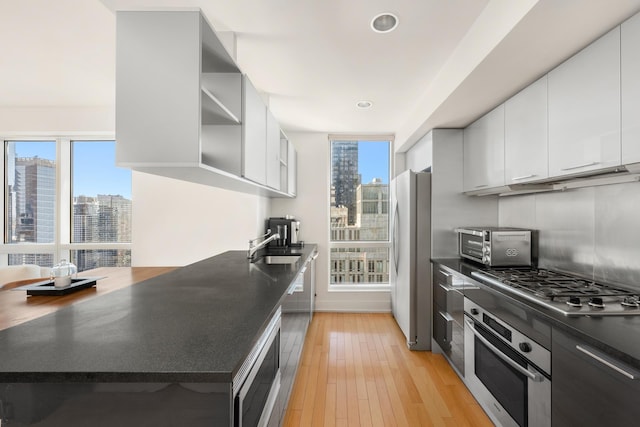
[116,11,201,166]
[505,76,548,184]
[266,111,281,190]
[463,104,505,192]
[622,13,640,165]
[242,76,267,185]
[548,26,621,177]
[287,141,297,196]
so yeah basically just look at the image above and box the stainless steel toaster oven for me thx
[455,227,534,267]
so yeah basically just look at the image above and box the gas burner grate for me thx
[483,268,637,299]
[472,267,640,316]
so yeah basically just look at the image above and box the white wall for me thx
[0,106,115,135]
[132,171,270,266]
[271,132,391,312]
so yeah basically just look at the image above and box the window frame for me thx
[327,135,394,292]
[1,135,132,267]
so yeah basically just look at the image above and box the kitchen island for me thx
[0,245,316,426]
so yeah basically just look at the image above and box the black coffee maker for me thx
[266,217,301,248]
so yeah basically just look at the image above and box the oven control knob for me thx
[470,308,479,315]
[588,297,605,308]
[519,342,532,353]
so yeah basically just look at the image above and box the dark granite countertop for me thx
[433,258,640,371]
[0,245,317,383]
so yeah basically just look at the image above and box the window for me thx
[2,138,132,272]
[5,141,57,266]
[71,141,132,270]
[329,138,391,288]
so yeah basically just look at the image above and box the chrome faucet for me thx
[247,229,280,260]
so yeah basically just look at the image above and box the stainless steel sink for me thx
[255,255,301,265]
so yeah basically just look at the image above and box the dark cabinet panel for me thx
[432,263,465,376]
[552,327,640,426]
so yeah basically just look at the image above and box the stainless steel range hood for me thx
[466,163,640,197]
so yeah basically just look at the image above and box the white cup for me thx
[54,275,71,288]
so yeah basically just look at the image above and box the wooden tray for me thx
[13,277,102,296]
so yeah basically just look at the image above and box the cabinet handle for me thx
[287,283,297,295]
[466,318,544,382]
[511,174,536,181]
[439,310,454,323]
[439,283,454,293]
[575,345,640,380]
[311,252,319,261]
[474,184,488,188]
[439,270,452,277]
[561,161,599,171]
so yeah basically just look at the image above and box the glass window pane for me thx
[72,141,132,245]
[330,141,389,242]
[330,139,390,286]
[329,248,389,284]
[71,249,131,272]
[5,141,57,244]
[9,253,55,268]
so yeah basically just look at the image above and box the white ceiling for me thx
[2,0,640,151]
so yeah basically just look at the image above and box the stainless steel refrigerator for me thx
[390,129,499,352]
[390,170,431,350]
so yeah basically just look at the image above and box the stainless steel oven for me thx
[234,308,281,427]
[464,298,550,427]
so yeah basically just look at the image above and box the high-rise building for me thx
[331,141,360,225]
[6,156,56,267]
[356,178,389,241]
[10,157,56,244]
[330,179,389,284]
[72,195,132,271]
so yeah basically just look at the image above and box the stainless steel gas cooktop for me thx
[471,268,640,316]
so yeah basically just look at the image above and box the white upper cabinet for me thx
[463,104,505,192]
[622,13,640,165]
[242,78,267,185]
[116,11,209,167]
[505,76,548,184]
[115,10,294,197]
[287,139,297,197]
[265,110,281,190]
[548,26,621,177]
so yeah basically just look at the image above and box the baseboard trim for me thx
[314,299,391,313]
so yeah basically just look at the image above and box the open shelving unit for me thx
[115,10,296,198]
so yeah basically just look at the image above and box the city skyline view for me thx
[11,141,132,199]
[330,139,390,284]
[5,141,132,270]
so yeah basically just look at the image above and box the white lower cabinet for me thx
[505,76,548,184]
[548,26,621,177]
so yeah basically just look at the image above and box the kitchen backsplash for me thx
[499,181,640,291]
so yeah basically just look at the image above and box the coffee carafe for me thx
[266,216,301,248]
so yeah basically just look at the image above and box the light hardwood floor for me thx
[283,312,494,427]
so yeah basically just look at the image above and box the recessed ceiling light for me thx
[371,13,399,33]
[356,100,373,109]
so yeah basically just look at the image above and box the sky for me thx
[10,141,132,199]
[358,140,390,184]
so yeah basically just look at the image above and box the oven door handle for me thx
[465,318,544,382]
